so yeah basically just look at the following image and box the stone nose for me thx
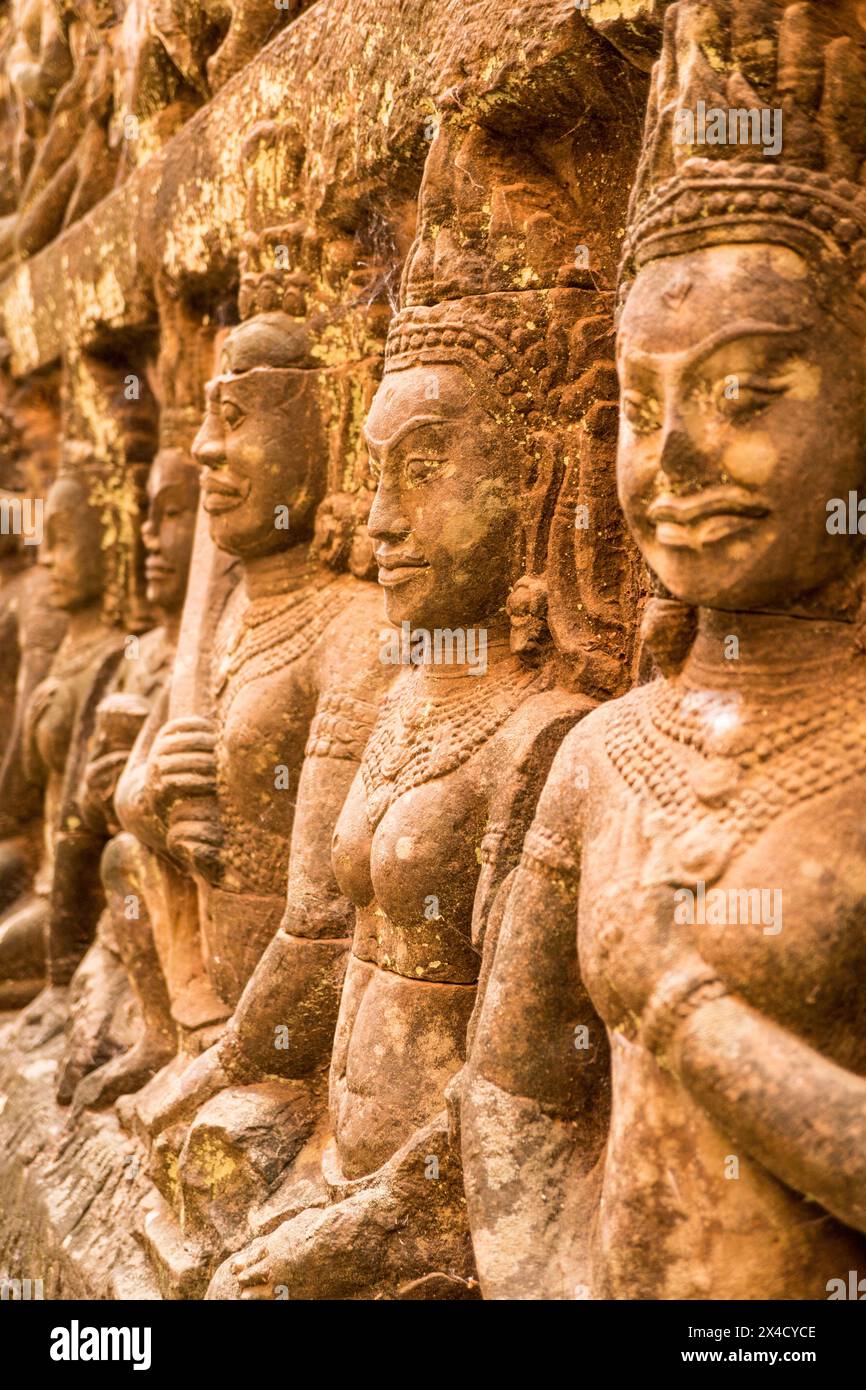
[367,468,411,541]
[657,423,711,487]
[192,412,225,470]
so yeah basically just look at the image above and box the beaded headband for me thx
[383,293,583,424]
[619,2,866,301]
[621,156,866,291]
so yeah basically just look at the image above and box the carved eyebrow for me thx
[363,415,452,452]
[150,481,191,502]
[620,321,806,372]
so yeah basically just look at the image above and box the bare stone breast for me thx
[578,760,866,1298]
[334,764,485,984]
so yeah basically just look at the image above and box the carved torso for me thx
[531,641,866,1299]
[331,650,586,1179]
[26,618,122,886]
[201,555,386,1006]
[211,567,358,897]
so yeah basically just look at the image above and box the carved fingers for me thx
[149,716,219,816]
[231,1237,277,1300]
[228,1190,404,1300]
[80,748,130,833]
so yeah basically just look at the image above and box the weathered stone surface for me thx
[461,0,866,1303]
[6,0,859,1311]
[0,0,651,1302]
[0,1010,160,1299]
[0,1,645,371]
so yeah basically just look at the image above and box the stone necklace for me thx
[605,664,866,886]
[363,655,545,827]
[213,574,354,718]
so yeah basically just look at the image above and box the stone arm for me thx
[224,702,602,1303]
[47,646,123,984]
[217,596,396,1080]
[222,689,381,1083]
[460,728,610,1300]
[653,978,866,1238]
[146,602,391,1127]
[114,684,173,856]
[466,690,595,1060]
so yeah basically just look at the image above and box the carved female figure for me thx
[125,270,392,1169]
[210,282,598,1299]
[0,396,66,1004]
[462,0,866,1300]
[59,440,201,1107]
[13,453,125,1020]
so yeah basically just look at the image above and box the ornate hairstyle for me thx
[382,121,640,692]
[622,0,866,292]
[219,121,393,552]
[618,0,866,671]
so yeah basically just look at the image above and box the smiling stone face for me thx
[617,242,866,612]
[142,448,200,613]
[192,364,323,560]
[364,362,523,633]
[40,475,104,612]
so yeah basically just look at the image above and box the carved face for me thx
[192,366,318,560]
[40,474,103,611]
[364,363,521,632]
[617,242,866,611]
[142,448,199,613]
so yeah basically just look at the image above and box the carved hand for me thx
[80,748,130,835]
[148,716,223,879]
[149,716,219,816]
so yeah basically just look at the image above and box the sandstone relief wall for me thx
[0,0,864,1309]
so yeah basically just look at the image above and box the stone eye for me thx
[622,390,661,435]
[406,458,441,482]
[221,401,244,430]
[713,376,785,419]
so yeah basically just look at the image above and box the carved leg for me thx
[71,833,177,1111]
[0,892,48,1010]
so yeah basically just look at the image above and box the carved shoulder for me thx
[470,685,596,951]
[315,577,393,704]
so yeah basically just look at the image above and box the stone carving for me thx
[60,418,201,1108]
[49,301,213,1112]
[0,371,66,1005]
[0,0,297,270]
[20,459,123,998]
[11,363,155,1052]
[98,126,399,1282]
[189,117,639,1301]
[462,0,866,1300]
[6,0,864,1308]
[114,0,309,175]
[0,0,117,272]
